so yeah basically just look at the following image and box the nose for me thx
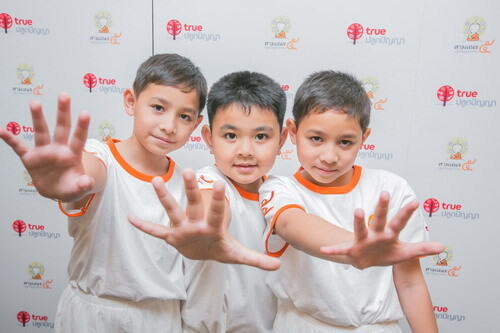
[319,145,338,164]
[159,114,176,134]
[237,138,254,157]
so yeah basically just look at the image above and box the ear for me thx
[201,124,214,154]
[123,89,136,116]
[286,118,297,145]
[277,127,288,154]
[361,128,371,145]
[193,115,203,130]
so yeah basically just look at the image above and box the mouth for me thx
[234,164,257,173]
[153,135,175,145]
[314,166,336,175]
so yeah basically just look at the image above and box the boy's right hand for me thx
[129,169,281,271]
[0,93,94,202]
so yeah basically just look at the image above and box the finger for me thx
[398,241,445,260]
[206,181,226,229]
[30,100,51,147]
[320,243,353,256]
[183,169,204,219]
[370,191,390,232]
[152,176,186,227]
[352,208,368,242]
[387,200,418,234]
[0,129,30,158]
[53,93,72,144]
[69,111,91,155]
[76,174,95,192]
[128,214,171,239]
[229,241,281,271]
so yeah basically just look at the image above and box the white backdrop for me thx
[1,1,498,332]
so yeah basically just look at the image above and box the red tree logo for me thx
[347,23,364,45]
[6,121,21,135]
[17,311,31,327]
[13,219,27,237]
[423,198,440,217]
[166,19,182,40]
[437,85,455,106]
[83,73,98,93]
[0,13,13,33]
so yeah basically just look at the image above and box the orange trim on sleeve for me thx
[293,165,362,194]
[265,204,305,258]
[58,194,96,217]
[106,138,175,182]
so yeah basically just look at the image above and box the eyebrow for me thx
[151,97,197,115]
[219,124,274,132]
[306,129,358,139]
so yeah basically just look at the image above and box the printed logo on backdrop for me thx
[454,16,494,54]
[425,246,462,277]
[347,23,405,46]
[12,64,45,96]
[0,12,50,36]
[436,85,496,109]
[82,73,126,94]
[280,84,295,102]
[5,121,36,141]
[19,170,39,196]
[166,19,221,42]
[434,306,466,323]
[183,135,209,152]
[264,16,300,50]
[276,147,294,161]
[89,11,122,45]
[11,219,61,239]
[357,143,394,161]
[98,121,116,141]
[438,138,477,171]
[361,77,388,110]
[423,197,480,221]
[24,262,54,290]
[16,311,54,329]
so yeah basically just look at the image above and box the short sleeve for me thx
[259,176,305,257]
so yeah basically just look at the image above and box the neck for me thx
[116,136,170,176]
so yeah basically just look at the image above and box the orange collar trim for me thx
[106,138,175,182]
[293,166,362,194]
[229,177,265,201]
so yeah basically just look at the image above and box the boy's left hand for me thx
[129,169,281,271]
[320,192,444,269]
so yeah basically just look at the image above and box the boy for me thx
[132,71,443,332]
[0,54,276,333]
[259,71,439,332]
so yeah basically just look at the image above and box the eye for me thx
[256,133,268,141]
[339,140,353,146]
[224,133,237,140]
[179,113,192,121]
[152,105,164,112]
[310,136,322,142]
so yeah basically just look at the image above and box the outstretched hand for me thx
[320,191,444,269]
[0,93,94,202]
[129,169,281,271]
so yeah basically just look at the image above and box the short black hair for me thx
[133,53,207,113]
[207,71,286,130]
[292,71,370,131]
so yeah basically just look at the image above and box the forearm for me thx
[275,208,354,263]
[394,260,438,333]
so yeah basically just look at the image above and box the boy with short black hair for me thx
[259,70,440,332]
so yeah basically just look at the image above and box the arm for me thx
[0,93,106,203]
[274,192,444,269]
[129,169,280,271]
[394,259,438,333]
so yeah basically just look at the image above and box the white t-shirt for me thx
[182,165,277,333]
[60,139,186,302]
[259,166,430,327]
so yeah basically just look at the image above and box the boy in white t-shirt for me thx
[0,54,277,333]
[259,71,440,332]
[134,71,443,333]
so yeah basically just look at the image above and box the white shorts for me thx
[273,304,402,333]
[54,285,182,333]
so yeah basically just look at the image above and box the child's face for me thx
[202,103,287,193]
[288,109,370,187]
[124,84,203,156]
